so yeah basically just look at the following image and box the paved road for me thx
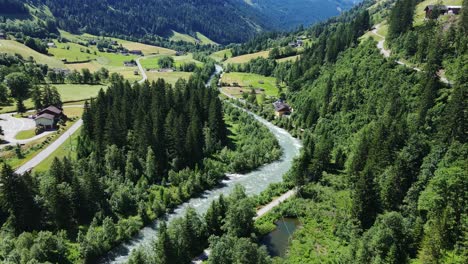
[15,119,83,174]
[10,52,152,174]
[371,24,452,86]
[135,55,159,84]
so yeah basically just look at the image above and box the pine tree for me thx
[145,147,159,183]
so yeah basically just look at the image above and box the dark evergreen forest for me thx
[30,0,269,44]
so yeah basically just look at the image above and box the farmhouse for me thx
[424,5,462,18]
[35,105,65,129]
[47,42,57,48]
[124,60,137,67]
[0,32,5,40]
[129,50,143,55]
[35,113,55,129]
[288,39,304,48]
[273,100,291,117]
[51,68,71,75]
[175,51,186,56]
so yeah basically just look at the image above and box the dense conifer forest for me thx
[28,0,268,44]
[0,66,282,262]
[0,0,466,263]
[130,0,465,263]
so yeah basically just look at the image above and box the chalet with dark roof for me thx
[129,50,143,55]
[35,106,66,129]
[273,100,291,117]
[124,60,137,67]
[425,5,462,18]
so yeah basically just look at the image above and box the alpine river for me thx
[101,65,302,264]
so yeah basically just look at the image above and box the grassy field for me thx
[63,107,84,118]
[221,72,279,96]
[169,31,216,45]
[140,53,203,70]
[170,31,198,43]
[414,0,463,26]
[60,30,176,56]
[0,99,34,114]
[0,40,65,68]
[277,55,301,63]
[34,127,81,172]
[54,84,107,102]
[47,31,176,82]
[210,49,233,62]
[15,129,36,140]
[1,84,105,114]
[196,32,218,45]
[146,71,192,85]
[224,50,270,64]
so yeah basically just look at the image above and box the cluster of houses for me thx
[424,5,462,18]
[123,60,137,67]
[34,106,66,129]
[288,38,304,48]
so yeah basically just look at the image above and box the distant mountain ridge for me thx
[243,0,363,29]
[24,0,361,43]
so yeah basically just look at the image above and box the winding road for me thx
[372,24,453,86]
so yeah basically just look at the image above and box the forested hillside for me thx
[249,0,467,262]
[28,0,267,44]
[244,0,362,29]
[169,0,464,263]
[0,57,283,262]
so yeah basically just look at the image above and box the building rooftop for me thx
[40,105,62,115]
[36,113,55,120]
[273,100,291,112]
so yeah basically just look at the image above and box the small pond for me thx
[261,218,300,257]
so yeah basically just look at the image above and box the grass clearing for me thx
[15,129,36,140]
[221,72,279,96]
[110,38,176,55]
[146,71,193,85]
[34,127,81,172]
[0,40,65,68]
[0,99,34,114]
[63,107,84,118]
[224,50,270,64]
[170,31,198,43]
[196,32,218,45]
[140,53,203,70]
[277,55,301,63]
[54,84,107,102]
[210,49,233,62]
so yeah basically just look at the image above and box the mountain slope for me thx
[25,0,362,44]
[243,0,363,29]
[32,0,269,44]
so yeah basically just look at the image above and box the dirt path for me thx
[371,24,452,86]
[255,189,297,219]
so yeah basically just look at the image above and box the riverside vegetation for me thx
[0,65,281,262]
